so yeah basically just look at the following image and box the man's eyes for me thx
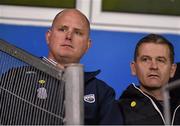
[58,27,83,35]
[58,27,67,32]
[157,58,166,63]
[140,57,166,63]
[141,57,149,62]
[75,31,83,35]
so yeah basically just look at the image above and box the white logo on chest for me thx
[84,94,95,103]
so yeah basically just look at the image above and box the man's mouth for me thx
[148,74,159,78]
[61,44,73,48]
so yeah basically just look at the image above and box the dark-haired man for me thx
[118,34,180,125]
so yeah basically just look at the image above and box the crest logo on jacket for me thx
[84,94,95,103]
[37,79,47,99]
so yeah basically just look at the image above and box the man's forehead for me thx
[57,10,86,22]
[51,9,90,34]
[54,12,87,26]
[138,43,170,55]
[139,43,169,51]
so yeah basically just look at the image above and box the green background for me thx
[0,0,75,8]
[102,0,180,16]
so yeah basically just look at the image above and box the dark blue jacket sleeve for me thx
[97,80,123,125]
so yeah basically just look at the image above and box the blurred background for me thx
[0,0,180,98]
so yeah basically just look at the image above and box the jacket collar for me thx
[119,84,142,99]
[41,57,101,83]
[84,69,101,83]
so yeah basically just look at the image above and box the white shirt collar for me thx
[42,56,57,66]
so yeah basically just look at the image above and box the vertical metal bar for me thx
[64,63,84,125]
[162,87,171,125]
[162,80,180,125]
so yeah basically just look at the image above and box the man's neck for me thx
[140,86,164,101]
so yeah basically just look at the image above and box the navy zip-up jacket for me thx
[84,70,123,124]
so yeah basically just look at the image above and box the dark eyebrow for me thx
[139,55,150,58]
[157,56,167,61]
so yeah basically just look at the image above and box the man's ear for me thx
[87,39,91,49]
[170,63,177,78]
[85,39,91,53]
[46,29,51,45]
[130,61,137,76]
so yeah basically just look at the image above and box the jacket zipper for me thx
[132,83,166,124]
[171,104,180,125]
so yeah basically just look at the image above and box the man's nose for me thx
[66,30,73,40]
[150,60,158,70]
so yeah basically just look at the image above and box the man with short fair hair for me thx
[46,9,123,124]
[0,9,123,125]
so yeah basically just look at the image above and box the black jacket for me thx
[0,65,123,125]
[84,70,123,124]
[169,62,180,98]
[118,84,180,125]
